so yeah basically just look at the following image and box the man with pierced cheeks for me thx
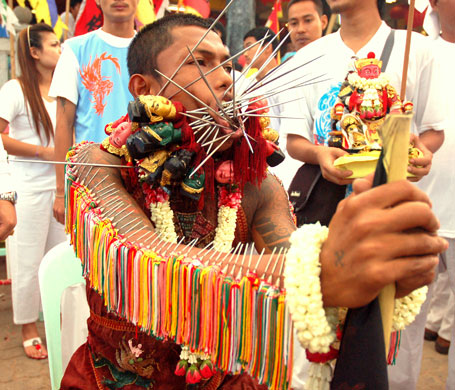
[60,14,447,390]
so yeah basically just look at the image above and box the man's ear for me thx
[128,74,161,98]
[321,14,328,31]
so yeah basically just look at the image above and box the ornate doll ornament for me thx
[328,52,422,178]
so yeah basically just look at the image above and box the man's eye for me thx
[224,65,233,73]
[189,59,206,67]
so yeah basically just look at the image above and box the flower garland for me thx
[392,285,428,331]
[149,185,242,251]
[284,222,428,389]
[213,186,242,252]
[284,223,338,354]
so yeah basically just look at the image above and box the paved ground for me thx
[0,256,449,389]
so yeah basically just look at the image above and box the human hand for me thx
[53,195,65,225]
[37,146,55,162]
[319,180,446,308]
[316,146,354,185]
[407,133,432,181]
[0,200,16,240]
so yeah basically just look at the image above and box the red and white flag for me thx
[74,0,103,36]
[265,0,282,34]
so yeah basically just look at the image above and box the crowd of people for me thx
[0,0,453,389]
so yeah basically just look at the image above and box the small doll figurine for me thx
[126,122,182,160]
[330,53,419,178]
[181,169,205,201]
[128,95,177,123]
[330,52,412,152]
[215,160,234,184]
[160,149,195,187]
[137,150,170,184]
[101,119,133,162]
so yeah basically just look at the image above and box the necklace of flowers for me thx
[348,72,389,91]
[147,184,243,252]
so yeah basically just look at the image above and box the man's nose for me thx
[297,22,306,32]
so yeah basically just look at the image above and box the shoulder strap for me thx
[380,29,395,72]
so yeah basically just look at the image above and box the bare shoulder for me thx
[242,173,296,251]
[75,143,124,182]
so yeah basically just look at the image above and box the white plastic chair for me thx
[38,241,87,390]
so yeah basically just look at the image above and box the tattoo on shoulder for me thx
[58,97,67,111]
[335,250,345,267]
[254,216,292,250]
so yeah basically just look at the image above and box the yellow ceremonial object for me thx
[333,151,380,178]
[334,147,422,179]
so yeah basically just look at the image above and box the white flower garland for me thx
[285,223,428,354]
[392,286,428,331]
[150,200,178,243]
[150,188,241,251]
[213,205,238,252]
[284,223,338,354]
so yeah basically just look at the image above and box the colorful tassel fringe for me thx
[64,142,293,390]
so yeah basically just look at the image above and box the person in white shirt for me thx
[394,1,455,388]
[0,136,16,241]
[282,0,444,188]
[60,0,82,40]
[51,0,138,225]
[0,23,66,360]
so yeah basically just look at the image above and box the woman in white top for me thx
[0,23,66,360]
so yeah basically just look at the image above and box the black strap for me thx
[380,29,395,72]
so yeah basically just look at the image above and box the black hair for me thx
[206,17,226,45]
[243,26,278,52]
[127,13,213,79]
[377,0,385,16]
[70,0,82,9]
[287,0,324,17]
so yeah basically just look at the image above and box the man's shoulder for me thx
[391,29,434,56]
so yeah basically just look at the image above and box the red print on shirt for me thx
[80,53,121,115]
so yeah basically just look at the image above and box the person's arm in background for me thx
[49,43,79,224]
[407,34,447,180]
[53,97,76,224]
[1,119,54,161]
[0,136,16,240]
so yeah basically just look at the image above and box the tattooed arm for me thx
[54,97,76,224]
[247,174,296,252]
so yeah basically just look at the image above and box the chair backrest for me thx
[38,241,85,390]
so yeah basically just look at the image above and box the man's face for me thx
[71,2,82,19]
[156,26,237,151]
[287,1,327,51]
[97,0,138,23]
[243,36,271,70]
